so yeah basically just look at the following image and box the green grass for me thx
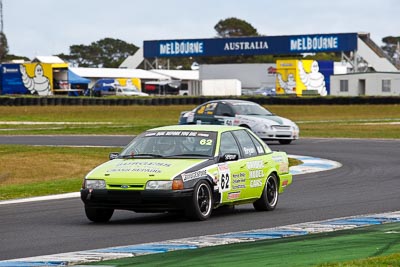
[0,145,118,200]
[88,222,400,267]
[0,105,399,138]
[0,178,82,200]
[316,253,400,267]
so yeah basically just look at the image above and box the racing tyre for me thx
[253,173,279,211]
[186,181,213,221]
[84,206,114,222]
[279,139,292,145]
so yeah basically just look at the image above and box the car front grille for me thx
[108,184,145,189]
[272,125,291,130]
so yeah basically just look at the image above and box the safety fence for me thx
[0,96,399,106]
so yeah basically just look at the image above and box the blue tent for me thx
[68,70,90,84]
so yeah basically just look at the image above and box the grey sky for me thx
[3,0,398,59]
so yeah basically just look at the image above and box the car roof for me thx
[204,99,256,105]
[149,124,245,132]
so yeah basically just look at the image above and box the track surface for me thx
[0,137,399,260]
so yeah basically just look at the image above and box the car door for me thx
[193,102,220,125]
[214,102,236,126]
[217,131,245,203]
[231,129,267,199]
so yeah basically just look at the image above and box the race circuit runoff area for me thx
[1,156,400,266]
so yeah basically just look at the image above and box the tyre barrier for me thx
[0,96,398,106]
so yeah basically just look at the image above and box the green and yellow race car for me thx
[81,125,292,222]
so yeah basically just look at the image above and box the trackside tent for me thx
[68,69,91,85]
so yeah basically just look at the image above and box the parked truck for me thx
[187,79,242,96]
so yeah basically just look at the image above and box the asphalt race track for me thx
[0,137,399,260]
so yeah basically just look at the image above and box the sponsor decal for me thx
[272,155,289,173]
[232,173,246,189]
[199,139,213,146]
[232,184,245,189]
[247,160,265,179]
[243,146,256,155]
[250,179,263,188]
[228,191,241,200]
[149,131,210,137]
[182,170,207,182]
[2,66,19,74]
[218,163,231,192]
[232,173,246,183]
[224,119,234,126]
[116,161,172,167]
[249,170,264,179]
[272,155,284,162]
[107,167,162,173]
[256,145,264,154]
[106,161,173,174]
[246,160,264,169]
[279,164,289,173]
[212,171,219,185]
[218,163,229,172]
[165,131,183,136]
[224,154,237,161]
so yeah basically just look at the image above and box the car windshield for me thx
[120,130,217,158]
[232,103,273,116]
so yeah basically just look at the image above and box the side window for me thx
[214,103,233,116]
[196,102,218,115]
[248,132,266,155]
[219,132,241,156]
[232,130,258,158]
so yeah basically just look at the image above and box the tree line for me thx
[1,17,399,69]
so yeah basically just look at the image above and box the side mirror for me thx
[219,153,239,162]
[109,152,120,160]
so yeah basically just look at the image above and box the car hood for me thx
[86,158,209,184]
[236,114,294,126]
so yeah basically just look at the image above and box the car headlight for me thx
[145,180,173,190]
[84,179,106,189]
[263,124,270,130]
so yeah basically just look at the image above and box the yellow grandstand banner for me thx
[276,59,331,96]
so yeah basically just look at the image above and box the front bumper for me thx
[254,129,299,140]
[81,188,193,212]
